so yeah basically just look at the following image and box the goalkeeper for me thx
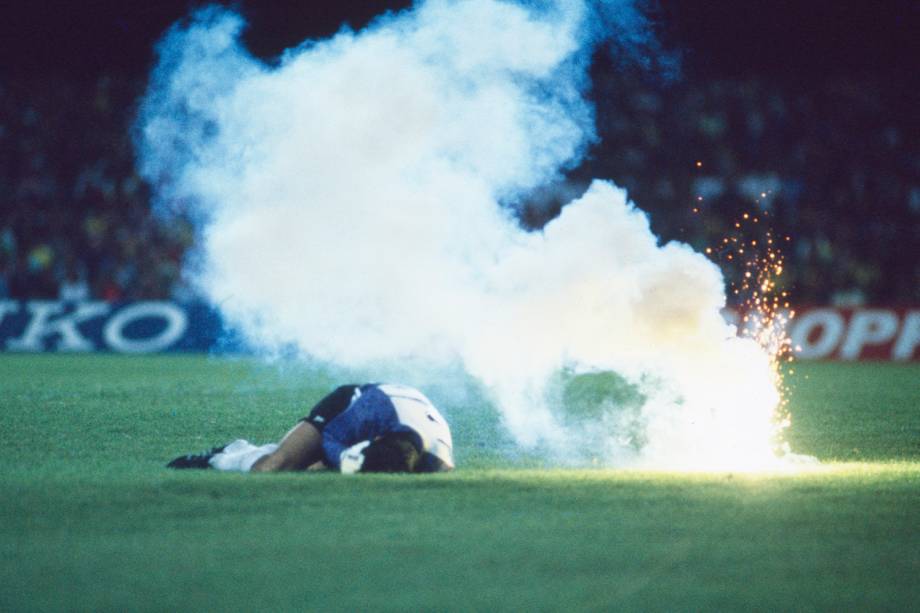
[167,383,454,474]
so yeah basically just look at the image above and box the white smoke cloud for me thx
[137,0,789,469]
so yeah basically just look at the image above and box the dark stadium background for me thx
[1,0,917,305]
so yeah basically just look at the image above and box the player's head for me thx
[360,431,421,473]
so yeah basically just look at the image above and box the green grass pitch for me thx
[1,355,918,611]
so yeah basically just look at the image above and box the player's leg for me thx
[168,385,358,471]
[250,421,324,472]
[252,384,360,472]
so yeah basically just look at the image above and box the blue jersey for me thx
[321,384,454,471]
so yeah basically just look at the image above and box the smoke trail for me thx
[137,0,789,469]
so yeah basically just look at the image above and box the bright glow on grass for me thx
[623,324,808,473]
[473,461,920,482]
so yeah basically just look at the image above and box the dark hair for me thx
[360,431,421,473]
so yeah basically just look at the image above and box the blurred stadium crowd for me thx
[0,77,194,302]
[1,73,917,304]
[583,73,919,305]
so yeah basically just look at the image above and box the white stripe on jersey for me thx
[378,384,454,468]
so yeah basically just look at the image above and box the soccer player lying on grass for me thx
[167,383,454,474]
